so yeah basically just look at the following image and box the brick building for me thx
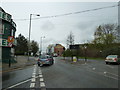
[54,44,65,56]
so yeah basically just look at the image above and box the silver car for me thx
[105,55,120,64]
[37,55,54,66]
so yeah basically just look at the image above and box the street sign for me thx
[8,42,13,47]
[8,36,14,42]
[70,45,80,49]
[0,39,8,46]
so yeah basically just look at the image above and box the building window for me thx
[0,24,4,34]
[11,29,14,36]
[0,11,2,18]
[2,12,6,20]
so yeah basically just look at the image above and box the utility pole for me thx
[28,14,40,60]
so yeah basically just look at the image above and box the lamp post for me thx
[28,14,40,61]
[40,36,45,55]
[84,46,87,62]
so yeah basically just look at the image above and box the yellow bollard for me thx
[73,56,77,62]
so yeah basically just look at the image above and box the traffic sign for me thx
[0,39,8,46]
[8,36,14,42]
[8,42,13,47]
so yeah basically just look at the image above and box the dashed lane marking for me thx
[106,71,119,77]
[31,78,36,82]
[6,75,39,89]
[30,83,35,88]
[33,73,36,75]
[39,71,42,75]
[39,75,43,78]
[32,74,36,78]
[92,68,96,70]
[40,82,45,87]
[40,78,44,82]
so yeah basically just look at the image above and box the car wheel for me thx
[52,61,54,65]
[106,62,108,64]
[38,63,40,66]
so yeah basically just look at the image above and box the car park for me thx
[105,55,120,64]
[37,55,54,66]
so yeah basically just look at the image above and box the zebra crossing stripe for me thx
[30,83,35,88]
[40,78,44,82]
[40,82,45,87]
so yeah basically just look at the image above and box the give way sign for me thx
[8,36,14,43]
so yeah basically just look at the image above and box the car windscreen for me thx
[107,55,117,58]
[40,56,47,59]
[40,55,51,59]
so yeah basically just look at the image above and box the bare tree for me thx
[66,31,74,48]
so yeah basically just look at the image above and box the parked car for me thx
[105,55,120,64]
[37,55,54,66]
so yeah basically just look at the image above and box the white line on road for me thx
[39,75,43,78]
[30,83,35,88]
[32,73,36,75]
[40,78,44,82]
[40,82,45,87]
[32,75,35,78]
[39,72,42,75]
[7,78,31,89]
[104,72,107,74]
[88,69,118,80]
[106,71,119,77]
[92,68,96,70]
[104,74,118,80]
[7,75,39,89]
[31,78,36,82]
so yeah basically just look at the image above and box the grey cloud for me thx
[76,20,96,30]
[41,20,55,31]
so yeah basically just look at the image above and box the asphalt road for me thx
[2,57,119,89]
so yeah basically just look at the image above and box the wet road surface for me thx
[2,57,119,89]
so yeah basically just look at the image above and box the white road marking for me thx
[106,72,119,77]
[92,68,96,70]
[7,76,39,89]
[39,75,43,78]
[104,74,118,80]
[39,66,46,89]
[30,83,35,88]
[40,82,45,87]
[104,72,107,74]
[33,73,36,75]
[34,69,36,71]
[32,74,36,78]
[39,71,42,74]
[31,78,36,82]
[40,78,44,82]
[7,78,31,89]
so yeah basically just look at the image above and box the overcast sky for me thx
[0,1,118,52]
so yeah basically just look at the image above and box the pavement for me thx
[59,57,91,65]
[1,56,38,73]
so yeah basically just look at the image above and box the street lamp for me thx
[84,46,87,62]
[28,14,40,60]
[40,36,45,55]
